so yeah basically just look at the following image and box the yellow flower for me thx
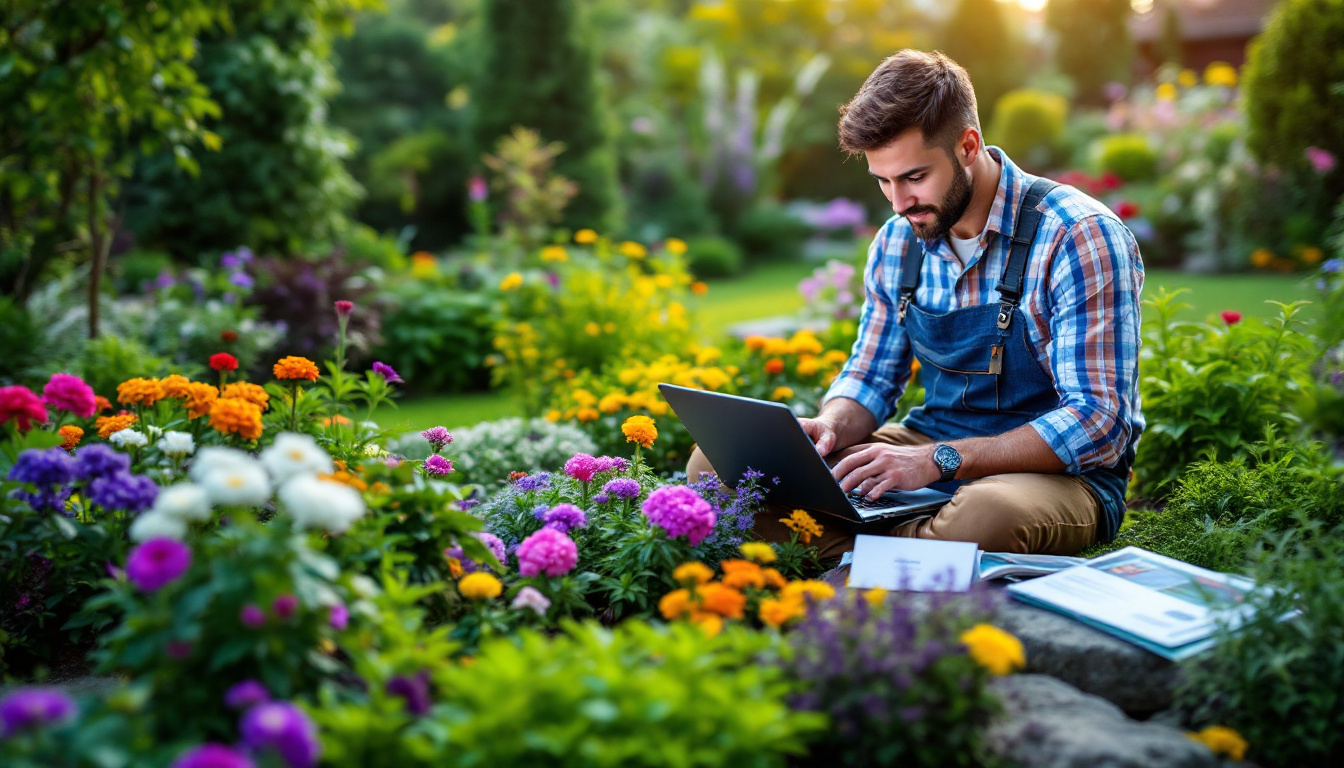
[117,378,163,407]
[95,413,138,440]
[499,272,524,291]
[787,331,823,356]
[674,561,714,585]
[695,347,721,365]
[618,241,647,259]
[273,356,319,382]
[659,588,692,619]
[795,356,821,376]
[208,398,264,441]
[863,587,887,607]
[959,623,1026,676]
[781,580,836,603]
[540,245,568,262]
[221,382,270,411]
[574,228,598,244]
[690,612,723,637]
[458,572,503,600]
[1177,69,1197,88]
[1155,82,1177,102]
[739,542,777,564]
[584,321,602,336]
[59,425,83,451]
[622,414,657,448]
[780,509,823,544]
[598,393,626,414]
[771,386,795,401]
[664,237,687,255]
[411,251,439,277]
[1250,248,1274,268]
[576,407,599,423]
[1300,246,1323,265]
[159,374,192,399]
[545,410,562,422]
[1203,62,1237,88]
[744,335,768,351]
[1186,725,1248,761]
[183,382,219,419]
[758,596,806,628]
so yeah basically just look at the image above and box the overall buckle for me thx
[996,299,1015,331]
[898,295,910,323]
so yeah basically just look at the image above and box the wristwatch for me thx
[932,444,962,483]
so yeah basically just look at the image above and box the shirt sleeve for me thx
[1029,214,1144,473]
[822,221,916,426]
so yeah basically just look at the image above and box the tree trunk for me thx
[87,168,104,339]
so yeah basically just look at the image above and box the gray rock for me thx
[985,674,1219,768]
[993,597,1183,715]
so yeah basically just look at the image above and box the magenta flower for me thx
[642,485,716,546]
[166,641,193,660]
[41,373,97,419]
[334,300,354,319]
[420,426,453,446]
[272,594,299,621]
[423,455,453,476]
[125,539,192,592]
[328,603,349,630]
[172,743,256,768]
[468,175,488,203]
[516,527,578,577]
[385,671,432,717]
[592,456,629,473]
[1306,146,1337,175]
[563,453,601,482]
[239,701,321,768]
[371,361,403,384]
[0,385,48,432]
[0,688,77,736]
[240,604,266,629]
[225,680,270,710]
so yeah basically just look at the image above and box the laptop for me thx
[659,383,952,529]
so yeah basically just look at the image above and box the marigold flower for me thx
[618,241,647,259]
[621,414,658,448]
[673,562,714,585]
[1202,61,1237,88]
[864,587,887,607]
[764,358,786,375]
[739,542,777,563]
[320,469,368,492]
[499,272,524,291]
[323,414,353,427]
[959,623,1026,676]
[759,596,806,628]
[1155,82,1177,101]
[540,245,568,262]
[744,335,768,351]
[574,228,598,244]
[690,281,708,296]
[446,557,465,579]
[762,567,788,589]
[598,393,626,414]
[1186,725,1248,761]
[209,353,239,372]
[183,382,219,419]
[1249,248,1274,268]
[458,572,503,600]
[273,356,319,382]
[664,237,687,255]
[208,398,264,441]
[95,413,138,439]
[771,386,795,401]
[222,382,270,410]
[722,569,766,590]
[58,425,84,451]
[576,407,599,423]
[720,559,761,576]
[781,580,836,603]
[117,378,163,407]
[157,374,191,399]
[696,582,746,619]
[689,611,723,637]
[94,395,112,413]
[780,509,823,544]
[659,588,692,620]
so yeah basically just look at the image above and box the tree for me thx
[1046,0,1134,106]
[471,0,621,234]
[940,0,1023,124]
[0,1,226,334]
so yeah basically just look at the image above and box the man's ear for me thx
[957,127,982,168]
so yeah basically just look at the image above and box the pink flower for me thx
[1306,146,1336,175]
[328,603,349,630]
[642,485,716,546]
[563,453,601,482]
[0,386,48,432]
[240,604,266,628]
[1220,310,1242,326]
[511,586,551,616]
[468,176,488,203]
[272,594,299,621]
[334,300,354,319]
[125,539,191,592]
[42,374,97,418]
[516,527,578,577]
[424,455,453,476]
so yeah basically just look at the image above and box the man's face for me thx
[865,129,973,241]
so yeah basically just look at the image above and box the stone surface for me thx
[985,674,1219,768]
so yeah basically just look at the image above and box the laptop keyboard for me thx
[847,491,897,510]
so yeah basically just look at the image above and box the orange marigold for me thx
[689,611,723,637]
[117,378,163,407]
[58,425,84,451]
[722,569,767,590]
[673,562,714,585]
[208,397,264,440]
[762,567,788,590]
[764,358,785,375]
[696,582,746,619]
[320,470,369,492]
[781,580,836,603]
[183,382,219,419]
[273,356,320,381]
[659,588,692,620]
[94,395,112,413]
[95,413,138,439]
[160,374,193,399]
[758,596,806,628]
[222,381,270,410]
[621,414,658,448]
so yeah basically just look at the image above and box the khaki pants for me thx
[685,422,1100,561]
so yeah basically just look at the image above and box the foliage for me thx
[1045,0,1133,105]
[364,130,472,250]
[989,90,1068,171]
[1092,133,1158,183]
[481,128,580,256]
[0,297,43,385]
[685,235,745,279]
[732,201,814,265]
[1242,0,1344,201]
[245,252,382,365]
[417,416,597,487]
[939,0,1022,123]
[373,279,496,394]
[1131,290,1316,499]
[77,336,172,402]
[472,0,620,233]
[1178,520,1344,767]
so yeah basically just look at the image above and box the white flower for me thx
[362,443,383,457]
[144,424,163,439]
[158,431,196,458]
[200,461,272,508]
[349,574,380,599]
[511,586,551,616]
[189,446,256,482]
[150,483,212,523]
[260,432,334,486]
[129,511,187,542]
[109,429,148,449]
[277,474,365,534]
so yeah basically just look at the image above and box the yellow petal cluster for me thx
[959,623,1026,676]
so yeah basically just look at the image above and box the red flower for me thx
[334,300,353,319]
[221,329,238,342]
[1220,310,1242,326]
[1100,171,1123,191]
[210,352,239,372]
[0,385,48,432]
[1114,201,1140,220]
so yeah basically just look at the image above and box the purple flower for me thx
[592,492,610,504]
[468,175,488,203]
[272,594,299,621]
[225,680,270,710]
[229,272,255,289]
[420,426,453,449]
[172,743,257,768]
[385,671,432,716]
[88,471,158,513]
[603,478,641,500]
[642,486,716,546]
[444,531,507,574]
[0,688,77,736]
[167,641,193,659]
[328,603,349,630]
[73,444,131,481]
[423,455,453,476]
[543,503,588,533]
[371,362,403,384]
[592,455,629,473]
[457,498,480,511]
[125,539,192,592]
[240,604,266,629]
[516,527,578,577]
[240,702,320,768]
[1306,146,1337,175]
[1323,258,1342,274]
[153,270,177,291]
[532,503,550,521]
[513,472,551,492]
[8,447,75,488]
[563,453,601,482]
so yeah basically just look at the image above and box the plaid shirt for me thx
[824,148,1145,473]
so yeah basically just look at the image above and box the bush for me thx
[432,416,597,487]
[374,282,496,394]
[364,130,471,252]
[733,202,813,264]
[246,252,382,365]
[113,250,174,295]
[0,297,42,385]
[78,335,171,401]
[1243,0,1344,200]
[989,90,1068,171]
[685,235,745,278]
[1093,133,1158,183]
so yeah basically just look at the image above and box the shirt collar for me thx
[984,146,1031,240]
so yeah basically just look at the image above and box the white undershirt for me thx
[948,232,980,267]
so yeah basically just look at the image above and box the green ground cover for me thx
[374,261,1319,434]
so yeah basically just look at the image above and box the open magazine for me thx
[1006,547,1274,661]
[976,552,1087,581]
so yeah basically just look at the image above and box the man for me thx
[686,50,1144,558]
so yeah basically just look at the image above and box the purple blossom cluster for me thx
[88,471,158,513]
[602,478,641,500]
[516,527,577,577]
[0,687,77,736]
[7,447,75,513]
[444,531,507,573]
[240,701,320,768]
[371,361,403,384]
[7,444,157,515]
[125,538,192,592]
[642,486,716,546]
[421,426,453,452]
[386,671,433,716]
[513,472,552,493]
[562,453,629,483]
[423,455,453,476]
[172,743,256,768]
[542,503,587,534]
[684,467,774,553]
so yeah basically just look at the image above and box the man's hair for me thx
[837,50,980,155]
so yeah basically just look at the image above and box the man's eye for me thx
[908,175,925,183]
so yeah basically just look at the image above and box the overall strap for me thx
[897,227,925,323]
[996,177,1058,331]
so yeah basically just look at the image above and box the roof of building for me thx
[1130,0,1275,43]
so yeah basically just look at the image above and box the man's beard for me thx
[903,162,973,241]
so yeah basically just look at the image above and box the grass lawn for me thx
[374,258,1321,434]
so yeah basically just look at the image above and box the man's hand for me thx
[798,417,839,456]
[829,443,941,500]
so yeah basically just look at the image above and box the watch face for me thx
[934,444,961,471]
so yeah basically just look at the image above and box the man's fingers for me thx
[814,431,834,455]
[867,477,899,501]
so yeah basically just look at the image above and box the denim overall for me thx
[898,178,1132,542]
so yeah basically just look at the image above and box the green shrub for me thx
[365,130,471,252]
[1243,0,1344,199]
[685,235,745,278]
[1178,519,1344,766]
[733,202,813,264]
[374,281,496,394]
[989,90,1068,170]
[113,250,174,294]
[426,416,596,487]
[78,335,171,400]
[1093,133,1159,183]
[1131,289,1316,499]
[0,297,42,385]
